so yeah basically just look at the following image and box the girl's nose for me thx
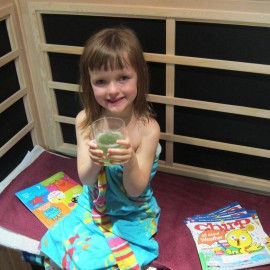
[108,82,119,94]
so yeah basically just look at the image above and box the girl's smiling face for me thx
[89,63,138,117]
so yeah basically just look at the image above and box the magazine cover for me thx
[185,202,270,270]
[16,171,83,228]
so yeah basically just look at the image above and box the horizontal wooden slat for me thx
[160,132,270,159]
[0,4,13,20]
[145,53,270,75]
[158,161,270,196]
[0,50,20,68]
[54,115,75,125]
[54,142,270,196]
[30,2,270,26]
[40,43,82,55]
[51,117,270,158]
[0,88,27,113]
[48,81,79,92]
[48,80,270,120]
[57,143,77,157]
[0,121,34,158]
[148,94,270,119]
[41,43,270,75]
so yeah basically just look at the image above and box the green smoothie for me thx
[96,131,124,165]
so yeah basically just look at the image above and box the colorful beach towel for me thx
[40,148,161,270]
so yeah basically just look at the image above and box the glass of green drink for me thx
[91,117,125,166]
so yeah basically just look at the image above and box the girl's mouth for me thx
[107,97,125,104]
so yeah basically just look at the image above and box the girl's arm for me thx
[110,119,160,197]
[75,111,103,186]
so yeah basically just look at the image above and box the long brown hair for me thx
[79,27,155,130]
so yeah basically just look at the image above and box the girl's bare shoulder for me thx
[76,110,86,124]
[140,117,160,138]
[134,117,160,157]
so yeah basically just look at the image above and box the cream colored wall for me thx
[1,0,14,6]
[15,0,270,13]
[16,0,270,25]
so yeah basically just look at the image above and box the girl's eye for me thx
[95,80,106,86]
[119,76,129,82]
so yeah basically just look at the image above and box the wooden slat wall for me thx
[0,0,44,177]
[13,0,270,195]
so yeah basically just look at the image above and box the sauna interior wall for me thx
[1,0,270,195]
[0,0,44,181]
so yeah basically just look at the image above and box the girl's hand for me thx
[87,140,105,166]
[107,131,134,165]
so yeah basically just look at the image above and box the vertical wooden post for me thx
[0,246,32,270]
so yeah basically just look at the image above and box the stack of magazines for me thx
[185,201,270,270]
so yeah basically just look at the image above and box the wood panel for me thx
[0,246,32,270]
[0,2,44,159]
[14,0,270,195]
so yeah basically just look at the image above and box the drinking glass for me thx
[91,117,125,166]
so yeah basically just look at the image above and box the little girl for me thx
[40,27,161,270]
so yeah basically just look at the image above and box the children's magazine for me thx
[16,171,83,228]
[185,202,270,270]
